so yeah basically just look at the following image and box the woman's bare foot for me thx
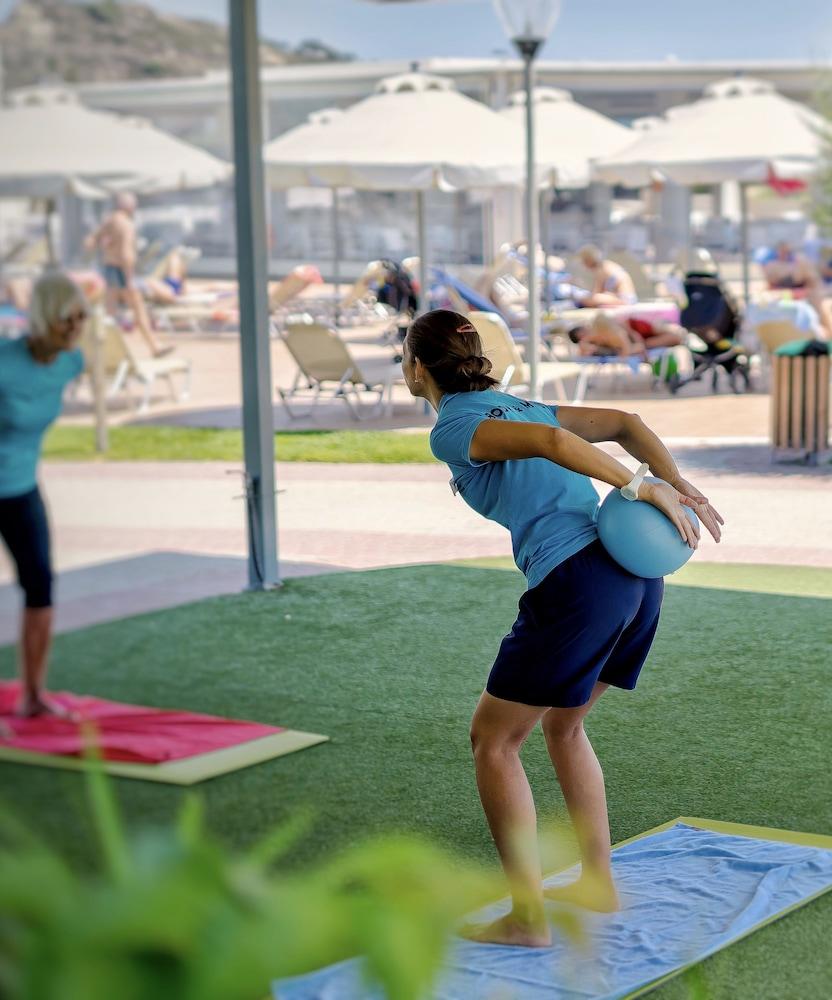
[544,873,619,913]
[460,912,551,948]
[153,345,175,358]
[17,693,79,722]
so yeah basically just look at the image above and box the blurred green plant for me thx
[0,755,584,1000]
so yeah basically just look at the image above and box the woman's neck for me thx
[26,336,60,366]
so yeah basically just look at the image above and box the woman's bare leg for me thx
[465,691,550,946]
[18,606,53,716]
[542,682,619,911]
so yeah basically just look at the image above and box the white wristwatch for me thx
[620,463,649,501]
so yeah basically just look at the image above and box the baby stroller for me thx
[670,273,751,394]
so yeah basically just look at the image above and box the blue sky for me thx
[2,0,832,62]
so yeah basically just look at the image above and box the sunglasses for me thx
[64,310,88,325]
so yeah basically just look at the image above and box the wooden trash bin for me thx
[771,345,831,465]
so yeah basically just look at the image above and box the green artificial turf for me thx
[1,563,831,999]
[43,425,434,463]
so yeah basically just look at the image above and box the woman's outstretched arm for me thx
[555,406,724,541]
[469,418,719,546]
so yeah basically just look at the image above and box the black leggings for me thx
[0,487,52,608]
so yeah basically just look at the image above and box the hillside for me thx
[0,0,351,90]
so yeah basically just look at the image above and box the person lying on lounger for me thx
[568,314,686,358]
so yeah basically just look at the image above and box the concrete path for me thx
[1,445,829,643]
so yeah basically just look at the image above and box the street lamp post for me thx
[493,0,562,400]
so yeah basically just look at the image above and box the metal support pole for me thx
[416,190,429,315]
[332,186,341,323]
[229,0,280,590]
[522,51,540,398]
[739,181,750,306]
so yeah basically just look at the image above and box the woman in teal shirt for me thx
[402,310,723,947]
[0,273,86,717]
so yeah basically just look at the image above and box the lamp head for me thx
[493,0,562,54]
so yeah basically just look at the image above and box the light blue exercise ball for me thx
[597,477,699,579]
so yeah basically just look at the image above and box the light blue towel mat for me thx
[273,817,832,1000]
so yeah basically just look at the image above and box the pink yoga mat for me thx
[0,682,283,764]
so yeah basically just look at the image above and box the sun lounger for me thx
[278,320,404,419]
[468,311,583,402]
[80,318,191,413]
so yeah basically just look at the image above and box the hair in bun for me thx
[406,310,499,393]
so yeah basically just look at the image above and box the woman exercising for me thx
[0,273,87,717]
[401,310,723,947]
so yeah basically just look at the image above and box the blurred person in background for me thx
[85,193,172,356]
[762,241,832,335]
[576,245,637,307]
[0,273,86,717]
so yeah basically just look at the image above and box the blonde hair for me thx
[29,271,88,340]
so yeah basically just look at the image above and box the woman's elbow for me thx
[618,411,644,441]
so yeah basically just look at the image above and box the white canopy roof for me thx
[264,72,527,191]
[593,77,825,187]
[0,90,231,198]
[501,87,632,188]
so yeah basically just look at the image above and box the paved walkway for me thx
[1,445,829,643]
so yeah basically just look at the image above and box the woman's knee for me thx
[469,721,526,760]
[542,712,585,747]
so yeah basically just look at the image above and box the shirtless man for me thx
[762,242,832,336]
[568,313,685,358]
[85,193,170,356]
[577,245,637,307]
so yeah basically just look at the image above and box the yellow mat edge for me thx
[0,730,329,785]
[444,559,832,599]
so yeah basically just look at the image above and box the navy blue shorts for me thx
[487,539,663,708]
[103,264,128,289]
[0,487,53,608]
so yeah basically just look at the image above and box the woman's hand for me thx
[638,481,701,549]
[668,476,724,543]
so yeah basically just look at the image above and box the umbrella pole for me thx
[522,51,540,400]
[739,181,750,306]
[332,186,341,324]
[540,187,551,308]
[90,308,109,453]
[44,198,57,265]
[416,190,429,315]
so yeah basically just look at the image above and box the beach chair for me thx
[468,311,583,402]
[755,320,809,388]
[80,318,191,413]
[278,321,403,420]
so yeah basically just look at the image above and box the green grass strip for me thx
[44,425,434,463]
[451,556,832,600]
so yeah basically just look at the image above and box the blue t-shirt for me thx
[0,337,84,499]
[430,389,599,589]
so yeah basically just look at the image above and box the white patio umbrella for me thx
[501,87,632,189]
[592,78,825,298]
[501,86,633,303]
[0,90,231,263]
[0,91,231,198]
[264,72,528,312]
